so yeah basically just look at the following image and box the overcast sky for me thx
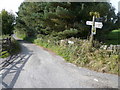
[0,0,119,15]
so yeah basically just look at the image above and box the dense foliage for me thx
[15,2,118,40]
[0,9,15,35]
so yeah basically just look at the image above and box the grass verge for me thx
[24,36,119,75]
[105,29,120,45]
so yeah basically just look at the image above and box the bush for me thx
[1,9,15,35]
[14,29,27,39]
[10,37,21,55]
[50,28,79,40]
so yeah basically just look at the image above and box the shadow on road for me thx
[1,41,33,88]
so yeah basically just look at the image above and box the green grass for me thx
[0,51,10,58]
[108,30,120,39]
[105,29,120,45]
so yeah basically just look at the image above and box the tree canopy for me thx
[15,2,117,39]
[0,9,15,35]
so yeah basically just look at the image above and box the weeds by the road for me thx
[29,36,119,75]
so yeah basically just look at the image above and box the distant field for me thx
[106,29,120,45]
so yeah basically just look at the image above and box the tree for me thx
[15,2,116,39]
[0,9,15,35]
[15,2,47,36]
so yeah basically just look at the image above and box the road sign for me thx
[95,22,103,28]
[86,21,93,25]
[86,21,103,29]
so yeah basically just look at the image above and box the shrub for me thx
[14,29,27,39]
[50,28,79,40]
[10,37,21,55]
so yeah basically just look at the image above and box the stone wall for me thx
[100,45,120,54]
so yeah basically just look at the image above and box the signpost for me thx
[86,12,103,47]
[86,20,103,35]
[86,15,103,47]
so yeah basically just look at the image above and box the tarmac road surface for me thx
[1,36,119,88]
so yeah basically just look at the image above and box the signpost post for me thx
[86,16,103,44]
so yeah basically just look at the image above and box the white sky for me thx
[0,0,24,15]
[110,0,120,13]
[0,0,119,15]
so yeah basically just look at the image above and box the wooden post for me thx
[90,15,95,46]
